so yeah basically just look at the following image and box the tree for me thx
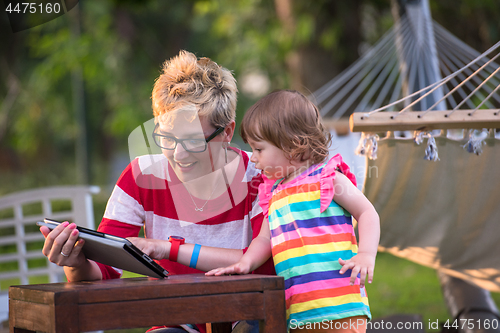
[0,0,498,190]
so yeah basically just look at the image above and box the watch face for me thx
[169,235,184,241]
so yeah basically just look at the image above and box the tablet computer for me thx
[37,218,168,279]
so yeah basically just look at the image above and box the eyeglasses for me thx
[152,123,225,153]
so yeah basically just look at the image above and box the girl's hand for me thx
[127,237,170,260]
[41,222,86,268]
[338,252,376,288]
[205,261,251,276]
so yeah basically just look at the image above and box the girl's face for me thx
[247,139,296,180]
[157,114,228,182]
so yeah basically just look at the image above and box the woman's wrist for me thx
[163,241,172,260]
[64,259,102,281]
[176,243,194,265]
[189,244,201,269]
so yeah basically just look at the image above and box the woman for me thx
[40,50,274,333]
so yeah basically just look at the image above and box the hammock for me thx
[315,5,500,292]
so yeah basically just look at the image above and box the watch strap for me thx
[169,239,181,262]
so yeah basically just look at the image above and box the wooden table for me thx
[9,274,286,333]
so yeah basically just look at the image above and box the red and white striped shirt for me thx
[96,148,275,278]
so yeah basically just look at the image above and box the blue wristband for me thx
[189,244,201,269]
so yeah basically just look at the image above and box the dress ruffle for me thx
[320,153,357,213]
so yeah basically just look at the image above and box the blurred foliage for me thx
[0,0,499,191]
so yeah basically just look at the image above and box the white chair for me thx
[0,185,100,324]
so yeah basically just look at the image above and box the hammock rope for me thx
[313,13,500,160]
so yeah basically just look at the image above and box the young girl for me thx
[206,90,380,333]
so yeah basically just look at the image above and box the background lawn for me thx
[102,252,500,333]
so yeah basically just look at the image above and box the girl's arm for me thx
[331,171,380,288]
[204,218,272,275]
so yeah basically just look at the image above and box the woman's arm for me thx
[330,171,380,288]
[128,237,255,272]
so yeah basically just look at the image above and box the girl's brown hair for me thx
[240,90,331,164]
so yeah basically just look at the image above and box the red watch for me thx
[168,236,185,262]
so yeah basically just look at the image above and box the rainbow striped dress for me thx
[258,154,371,329]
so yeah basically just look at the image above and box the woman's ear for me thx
[224,120,236,142]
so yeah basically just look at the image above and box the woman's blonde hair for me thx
[152,50,237,128]
[240,90,331,164]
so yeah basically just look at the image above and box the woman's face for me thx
[157,113,226,183]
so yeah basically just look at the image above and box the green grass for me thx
[366,252,449,328]
[366,252,500,332]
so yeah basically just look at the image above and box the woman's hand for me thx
[40,222,86,268]
[338,252,376,288]
[127,237,171,260]
[205,261,251,276]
